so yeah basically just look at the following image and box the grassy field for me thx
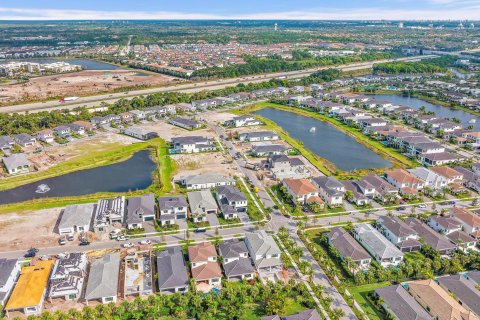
[0,138,176,214]
[348,282,391,320]
[237,102,416,177]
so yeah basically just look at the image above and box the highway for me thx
[0,55,435,114]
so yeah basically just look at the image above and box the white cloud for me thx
[0,6,478,20]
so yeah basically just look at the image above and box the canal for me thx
[0,150,157,205]
[0,58,121,70]
[372,94,480,130]
[255,108,392,171]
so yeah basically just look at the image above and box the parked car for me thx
[79,240,90,246]
[67,234,75,241]
[139,239,151,245]
[116,235,130,241]
[59,236,67,245]
[418,204,427,208]
[24,250,36,258]
[449,201,456,205]
[122,242,134,248]
[194,228,207,233]
[396,206,406,211]
[39,255,50,261]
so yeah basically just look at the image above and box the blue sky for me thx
[0,0,479,20]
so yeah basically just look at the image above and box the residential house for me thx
[438,275,480,317]
[445,230,478,252]
[0,259,20,307]
[405,218,457,255]
[341,180,374,206]
[84,253,120,305]
[188,243,222,287]
[92,196,126,233]
[408,167,448,191]
[67,122,86,135]
[250,143,288,157]
[374,285,431,320]
[187,190,218,223]
[384,169,424,195]
[169,117,202,130]
[360,118,388,127]
[430,166,464,184]
[219,240,255,281]
[119,112,134,123]
[156,246,189,294]
[283,309,322,320]
[428,215,462,235]
[326,227,371,271]
[90,116,108,127]
[265,155,310,180]
[0,136,14,151]
[454,166,480,193]
[158,195,188,226]
[282,178,323,207]
[125,194,156,230]
[4,260,54,316]
[216,185,247,220]
[238,131,279,142]
[407,279,478,320]
[376,216,422,252]
[180,174,235,190]
[36,130,54,144]
[13,133,36,147]
[124,250,153,296]
[312,176,345,207]
[244,231,282,271]
[49,253,87,301]
[353,223,404,268]
[171,136,216,153]
[225,115,262,127]
[122,127,158,140]
[361,175,398,203]
[53,125,71,138]
[419,152,462,166]
[2,153,31,175]
[452,208,480,239]
[58,203,95,235]
[129,110,146,121]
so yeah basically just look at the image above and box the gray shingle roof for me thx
[375,285,431,320]
[216,185,247,202]
[377,216,417,238]
[126,194,156,224]
[438,275,480,316]
[218,239,249,259]
[327,227,371,262]
[158,195,187,211]
[187,190,218,214]
[58,203,95,230]
[354,223,404,260]
[283,309,322,320]
[223,258,255,278]
[156,246,189,290]
[182,174,235,186]
[2,153,30,171]
[0,258,18,287]
[405,218,457,252]
[85,253,120,300]
[312,176,344,197]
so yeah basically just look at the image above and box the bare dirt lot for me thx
[0,69,177,104]
[138,121,217,141]
[0,208,60,251]
[173,152,239,180]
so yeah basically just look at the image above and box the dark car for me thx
[194,228,207,233]
[449,201,456,205]
[79,240,90,246]
[24,251,36,258]
[396,206,406,211]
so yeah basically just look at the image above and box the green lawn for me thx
[348,282,391,320]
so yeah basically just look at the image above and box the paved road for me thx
[1,55,435,114]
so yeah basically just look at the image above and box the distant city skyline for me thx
[0,0,479,21]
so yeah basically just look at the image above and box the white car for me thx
[418,204,427,208]
[116,235,129,241]
[122,242,134,248]
[139,239,151,245]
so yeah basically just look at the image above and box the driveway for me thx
[207,213,220,227]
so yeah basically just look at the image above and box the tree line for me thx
[13,280,316,320]
[373,55,458,74]
[0,68,344,136]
